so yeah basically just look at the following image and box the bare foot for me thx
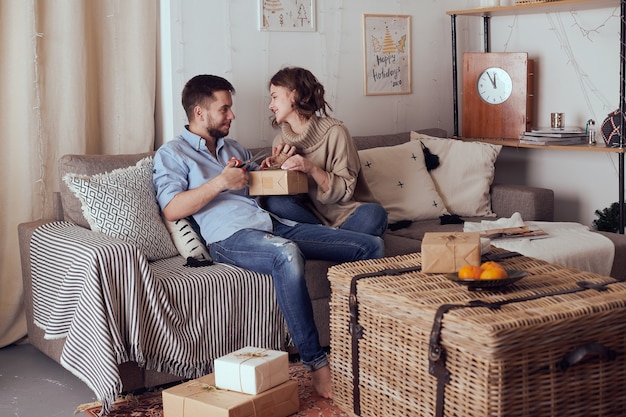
[311,365,333,399]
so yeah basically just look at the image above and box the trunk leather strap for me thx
[349,266,422,416]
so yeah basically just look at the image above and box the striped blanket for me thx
[30,222,287,414]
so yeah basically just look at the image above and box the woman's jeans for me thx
[262,195,388,238]
[208,221,384,371]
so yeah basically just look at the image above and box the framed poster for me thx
[259,0,316,32]
[363,14,412,96]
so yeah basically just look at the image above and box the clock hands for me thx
[477,67,513,105]
[486,71,497,88]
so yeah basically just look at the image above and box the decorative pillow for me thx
[358,141,448,223]
[164,217,211,262]
[63,156,178,261]
[58,152,154,229]
[411,132,502,217]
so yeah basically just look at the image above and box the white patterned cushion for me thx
[358,141,448,223]
[411,132,502,217]
[63,156,178,261]
[164,217,211,261]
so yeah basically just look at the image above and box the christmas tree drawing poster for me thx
[363,14,412,95]
[260,0,315,32]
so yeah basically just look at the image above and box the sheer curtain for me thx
[0,0,157,347]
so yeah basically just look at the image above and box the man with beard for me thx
[152,74,384,398]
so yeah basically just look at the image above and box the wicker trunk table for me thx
[328,249,626,417]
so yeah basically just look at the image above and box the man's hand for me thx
[220,158,249,190]
[162,158,249,221]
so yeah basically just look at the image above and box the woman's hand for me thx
[281,154,330,193]
[261,143,331,192]
[260,143,297,169]
[280,154,314,173]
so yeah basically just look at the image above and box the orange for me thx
[458,265,483,279]
[479,267,508,280]
[480,261,505,271]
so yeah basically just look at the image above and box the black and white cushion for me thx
[164,217,211,262]
[63,156,178,261]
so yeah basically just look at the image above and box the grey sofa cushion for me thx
[352,128,447,151]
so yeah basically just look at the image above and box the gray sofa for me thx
[18,128,625,397]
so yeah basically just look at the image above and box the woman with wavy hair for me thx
[261,67,388,238]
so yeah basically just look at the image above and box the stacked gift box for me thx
[162,346,298,417]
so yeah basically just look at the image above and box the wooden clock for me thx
[462,52,534,139]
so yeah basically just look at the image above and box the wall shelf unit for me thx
[458,137,625,153]
[446,0,626,233]
[447,0,616,17]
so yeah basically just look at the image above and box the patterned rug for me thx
[76,363,349,416]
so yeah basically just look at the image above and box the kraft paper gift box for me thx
[421,231,481,273]
[213,347,289,395]
[162,373,299,417]
[248,170,308,196]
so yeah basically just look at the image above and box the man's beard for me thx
[207,123,230,139]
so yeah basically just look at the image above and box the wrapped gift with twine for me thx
[214,347,289,395]
[162,373,298,417]
[248,170,308,195]
[421,232,481,273]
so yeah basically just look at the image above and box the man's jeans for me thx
[262,195,388,238]
[208,221,384,371]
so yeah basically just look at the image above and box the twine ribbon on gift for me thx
[435,233,470,270]
[437,233,469,244]
[231,349,271,394]
[184,380,260,416]
[187,381,224,392]
[232,349,269,359]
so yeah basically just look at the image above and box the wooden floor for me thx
[0,340,96,417]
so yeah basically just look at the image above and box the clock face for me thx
[477,67,513,105]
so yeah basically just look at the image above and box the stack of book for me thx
[519,127,587,145]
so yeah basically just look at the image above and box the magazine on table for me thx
[480,226,549,240]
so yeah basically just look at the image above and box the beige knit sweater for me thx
[272,115,379,227]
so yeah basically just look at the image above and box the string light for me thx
[30,0,47,220]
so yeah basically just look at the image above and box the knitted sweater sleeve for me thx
[315,125,361,205]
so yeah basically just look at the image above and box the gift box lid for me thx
[214,347,289,394]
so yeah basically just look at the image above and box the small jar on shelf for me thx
[587,119,597,145]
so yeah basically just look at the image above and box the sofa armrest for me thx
[18,220,63,307]
[19,221,151,358]
[18,219,70,361]
[18,221,133,333]
[490,184,554,222]
[594,231,626,280]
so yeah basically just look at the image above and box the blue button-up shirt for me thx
[153,127,273,244]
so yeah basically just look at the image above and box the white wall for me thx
[158,0,454,147]
[158,0,622,228]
